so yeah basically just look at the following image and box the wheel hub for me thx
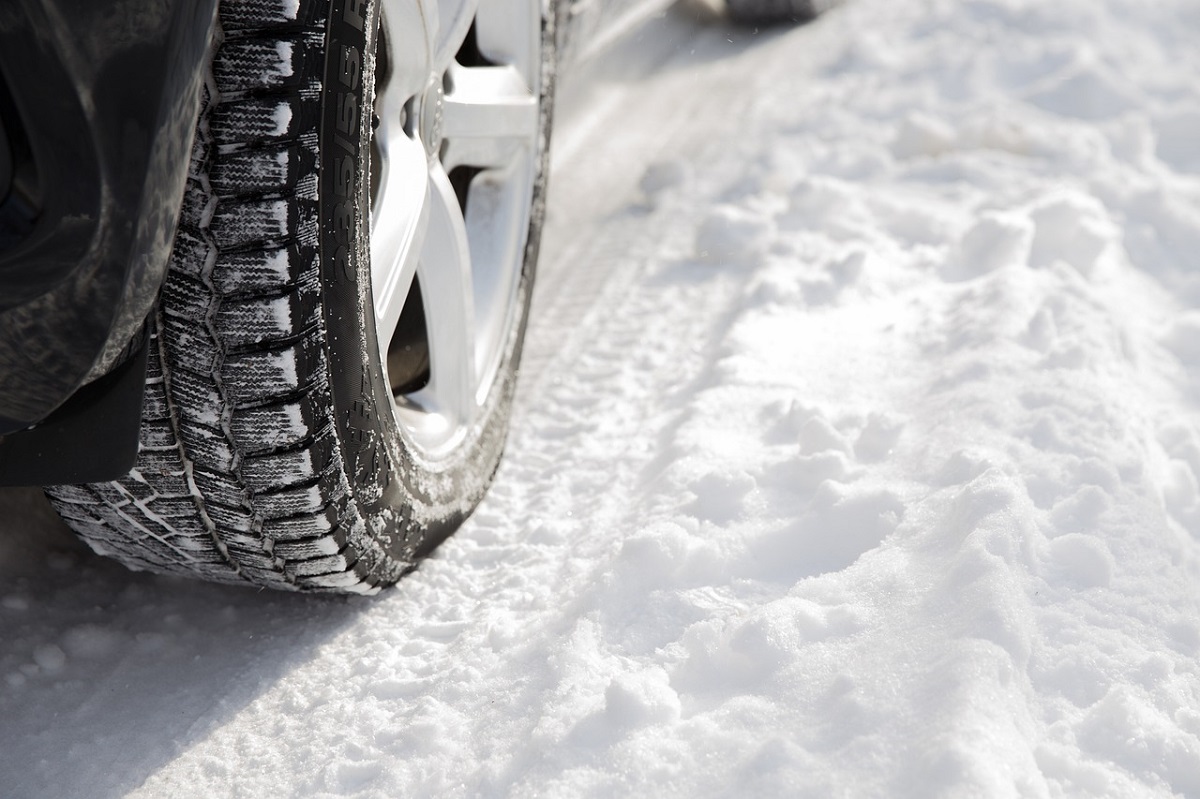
[417,76,445,161]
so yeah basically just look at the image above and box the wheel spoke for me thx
[440,63,538,172]
[463,152,534,392]
[411,164,476,424]
[474,0,539,83]
[432,0,480,73]
[378,0,436,100]
[371,131,429,351]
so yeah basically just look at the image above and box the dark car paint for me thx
[0,0,219,438]
[0,0,660,486]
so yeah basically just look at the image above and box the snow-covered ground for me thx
[3,0,1200,795]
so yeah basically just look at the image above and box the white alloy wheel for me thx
[371,0,543,459]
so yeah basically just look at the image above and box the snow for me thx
[274,41,295,79]
[3,0,1200,796]
[273,100,294,137]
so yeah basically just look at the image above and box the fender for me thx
[0,0,219,482]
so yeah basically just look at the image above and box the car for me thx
[0,0,823,594]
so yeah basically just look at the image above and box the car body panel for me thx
[0,0,219,434]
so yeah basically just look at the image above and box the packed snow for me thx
[3,0,1200,795]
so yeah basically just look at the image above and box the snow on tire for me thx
[45,0,556,594]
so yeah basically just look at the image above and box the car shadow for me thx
[0,487,368,799]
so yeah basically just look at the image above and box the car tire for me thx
[44,0,556,594]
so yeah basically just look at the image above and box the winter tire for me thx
[45,0,556,594]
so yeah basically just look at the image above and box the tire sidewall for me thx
[319,0,555,562]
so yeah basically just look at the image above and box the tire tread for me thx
[45,0,390,594]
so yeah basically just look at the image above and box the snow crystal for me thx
[31,644,66,673]
[273,42,294,79]
[1028,191,1116,275]
[272,101,293,136]
[1,594,28,611]
[945,211,1034,282]
[694,205,772,263]
[891,111,957,159]
[1155,109,1200,174]
[639,158,689,196]
[1044,533,1114,588]
[1026,61,1140,121]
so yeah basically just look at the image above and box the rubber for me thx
[45,0,556,594]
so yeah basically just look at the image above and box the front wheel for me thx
[46,0,556,594]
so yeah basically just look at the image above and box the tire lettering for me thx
[352,397,372,423]
[339,45,360,90]
[335,156,354,197]
[344,0,365,30]
[337,92,358,136]
[334,200,354,239]
[334,245,352,281]
[327,3,363,293]
[346,394,373,454]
